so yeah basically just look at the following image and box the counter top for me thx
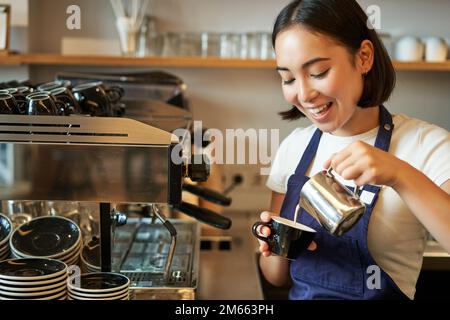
[197,211,264,300]
[422,241,450,271]
[423,241,449,258]
[196,212,450,299]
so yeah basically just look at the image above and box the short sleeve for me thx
[418,123,450,187]
[264,126,315,194]
[265,137,290,194]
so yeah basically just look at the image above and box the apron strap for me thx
[293,129,322,176]
[374,104,394,152]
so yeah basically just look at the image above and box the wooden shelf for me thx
[393,61,450,71]
[2,53,450,71]
[0,54,276,69]
[0,52,22,66]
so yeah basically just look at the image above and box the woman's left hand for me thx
[323,141,407,187]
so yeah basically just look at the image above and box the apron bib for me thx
[280,105,409,300]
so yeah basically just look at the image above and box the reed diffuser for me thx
[110,0,150,56]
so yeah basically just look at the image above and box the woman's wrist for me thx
[390,158,418,193]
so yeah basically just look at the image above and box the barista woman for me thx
[257,0,450,300]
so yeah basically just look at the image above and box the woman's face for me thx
[275,26,372,135]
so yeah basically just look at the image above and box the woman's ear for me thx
[357,39,374,75]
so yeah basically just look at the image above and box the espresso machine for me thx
[0,71,232,299]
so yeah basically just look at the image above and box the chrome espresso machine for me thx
[0,71,232,300]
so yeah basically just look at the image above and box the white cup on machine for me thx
[424,37,448,62]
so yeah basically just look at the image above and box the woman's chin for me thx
[311,121,338,133]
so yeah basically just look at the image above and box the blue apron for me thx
[280,105,409,300]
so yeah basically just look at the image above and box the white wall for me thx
[2,0,450,212]
[0,0,28,81]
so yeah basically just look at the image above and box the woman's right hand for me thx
[257,211,317,257]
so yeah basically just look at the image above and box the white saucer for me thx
[34,288,67,300]
[52,240,82,262]
[68,291,129,300]
[10,236,82,261]
[0,278,67,292]
[10,216,81,259]
[67,272,130,294]
[0,272,67,286]
[0,258,67,281]
[0,282,67,297]
[80,251,99,270]
[0,252,10,262]
[58,251,80,264]
[0,249,10,259]
[0,214,12,248]
[68,286,128,298]
[0,244,9,253]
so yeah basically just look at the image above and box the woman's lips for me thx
[308,102,333,122]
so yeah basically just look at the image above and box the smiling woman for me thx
[273,0,395,126]
[275,28,382,135]
[254,0,450,301]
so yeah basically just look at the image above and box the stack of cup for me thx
[80,236,101,273]
[67,272,130,300]
[10,216,82,267]
[0,258,68,300]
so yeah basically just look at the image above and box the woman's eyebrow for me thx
[276,57,330,71]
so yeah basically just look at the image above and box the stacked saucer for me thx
[10,216,82,266]
[80,236,100,273]
[0,214,13,262]
[67,272,130,300]
[0,258,68,300]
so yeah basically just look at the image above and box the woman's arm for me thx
[258,191,291,287]
[326,141,450,253]
[394,165,450,252]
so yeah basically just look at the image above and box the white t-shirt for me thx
[266,113,450,300]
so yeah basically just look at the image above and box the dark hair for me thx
[273,0,396,120]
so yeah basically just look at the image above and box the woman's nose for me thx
[298,81,319,104]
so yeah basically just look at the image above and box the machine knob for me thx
[111,210,127,227]
[185,154,210,182]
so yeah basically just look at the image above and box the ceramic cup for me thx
[424,37,448,62]
[72,82,123,116]
[0,93,22,114]
[395,36,424,62]
[252,216,316,260]
[26,93,64,116]
[48,87,81,115]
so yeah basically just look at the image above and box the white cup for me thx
[424,37,448,62]
[395,36,424,62]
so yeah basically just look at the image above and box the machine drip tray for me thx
[113,217,200,300]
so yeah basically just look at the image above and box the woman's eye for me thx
[310,68,330,79]
[283,79,295,85]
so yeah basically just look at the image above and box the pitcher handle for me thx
[326,166,364,198]
[353,185,364,197]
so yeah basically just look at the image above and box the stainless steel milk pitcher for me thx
[299,167,366,236]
